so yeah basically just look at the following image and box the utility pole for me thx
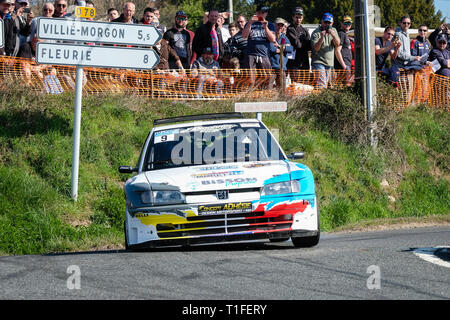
[354,0,377,148]
[228,0,233,22]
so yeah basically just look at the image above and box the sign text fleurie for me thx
[36,18,161,69]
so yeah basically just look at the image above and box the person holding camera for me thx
[375,26,401,85]
[429,23,450,50]
[311,12,345,89]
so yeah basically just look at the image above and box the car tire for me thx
[124,220,130,251]
[291,200,320,248]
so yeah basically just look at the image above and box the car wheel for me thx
[291,200,320,248]
[124,220,130,251]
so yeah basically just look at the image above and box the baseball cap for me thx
[322,12,333,22]
[175,10,187,18]
[436,34,447,42]
[256,4,270,13]
[202,47,213,54]
[294,7,304,15]
[275,17,288,26]
[343,15,352,23]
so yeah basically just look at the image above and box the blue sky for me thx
[435,0,450,22]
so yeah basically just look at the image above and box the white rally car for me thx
[119,113,319,250]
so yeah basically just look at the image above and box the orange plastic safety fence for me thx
[0,56,448,109]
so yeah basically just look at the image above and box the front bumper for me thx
[125,197,318,248]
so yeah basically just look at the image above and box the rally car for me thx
[119,113,319,250]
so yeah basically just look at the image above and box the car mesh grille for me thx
[156,211,293,239]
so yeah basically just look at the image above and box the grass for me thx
[0,83,448,255]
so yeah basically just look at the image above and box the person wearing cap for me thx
[334,15,354,85]
[428,34,450,78]
[429,23,450,51]
[241,4,276,87]
[0,0,17,56]
[286,7,311,81]
[193,8,224,64]
[269,18,292,89]
[191,47,223,98]
[163,10,193,70]
[311,12,345,89]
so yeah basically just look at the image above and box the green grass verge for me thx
[0,84,448,255]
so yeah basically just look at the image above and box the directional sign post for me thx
[36,17,161,201]
[0,19,4,48]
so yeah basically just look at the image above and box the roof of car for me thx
[152,117,261,132]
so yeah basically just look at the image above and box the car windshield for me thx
[144,122,285,171]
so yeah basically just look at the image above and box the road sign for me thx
[0,19,4,48]
[37,17,162,46]
[75,6,95,19]
[36,42,160,70]
[235,102,287,113]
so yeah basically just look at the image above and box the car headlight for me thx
[140,190,186,205]
[261,180,300,196]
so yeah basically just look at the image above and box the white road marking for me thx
[413,246,450,269]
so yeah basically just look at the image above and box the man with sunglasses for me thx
[0,0,16,56]
[334,15,354,83]
[411,24,432,66]
[429,23,450,50]
[52,0,66,18]
[163,10,193,69]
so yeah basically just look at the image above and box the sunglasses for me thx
[438,41,447,44]
[344,22,352,25]
[402,21,411,25]
[176,17,187,20]
[419,29,427,32]
[56,4,67,7]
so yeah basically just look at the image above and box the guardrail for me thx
[0,56,448,110]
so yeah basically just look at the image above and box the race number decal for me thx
[154,129,179,144]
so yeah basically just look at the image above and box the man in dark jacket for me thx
[429,23,450,50]
[429,34,450,78]
[163,10,193,69]
[112,2,138,24]
[192,9,224,63]
[286,7,311,82]
[0,0,16,56]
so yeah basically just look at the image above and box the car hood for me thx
[142,160,303,192]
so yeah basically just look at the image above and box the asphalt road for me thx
[1,226,449,300]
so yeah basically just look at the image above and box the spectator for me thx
[153,38,183,71]
[235,14,246,32]
[390,15,424,83]
[0,0,16,56]
[27,2,54,45]
[375,26,401,84]
[191,47,223,98]
[286,7,311,81]
[334,15,353,85]
[411,24,432,66]
[53,0,67,18]
[429,23,450,50]
[14,0,33,49]
[113,2,138,24]
[241,4,276,87]
[218,13,230,43]
[429,34,450,77]
[310,12,344,89]
[153,8,166,34]
[193,9,224,63]
[163,11,192,70]
[224,19,247,66]
[107,8,119,22]
[140,7,155,25]
[269,18,292,89]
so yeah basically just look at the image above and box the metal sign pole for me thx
[71,65,83,201]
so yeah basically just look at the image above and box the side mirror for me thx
[288,152,305,160]
[119,166,137,174]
